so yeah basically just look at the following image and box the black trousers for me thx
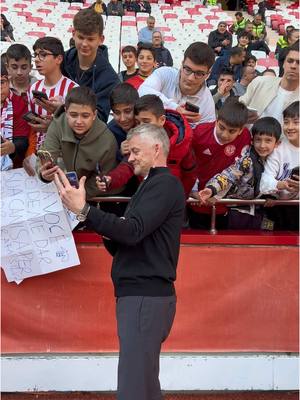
[116,295,176,400]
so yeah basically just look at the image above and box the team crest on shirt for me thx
[224,145,236,156]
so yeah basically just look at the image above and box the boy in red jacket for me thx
[189,97,251,229]
[96,94,197,197]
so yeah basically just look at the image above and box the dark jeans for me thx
[116,295,176,400]
[187,207,228,230]
[248,40,270,55]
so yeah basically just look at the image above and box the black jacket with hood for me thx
[62,46,120,123]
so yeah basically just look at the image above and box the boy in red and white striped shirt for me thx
[28,37,77,148]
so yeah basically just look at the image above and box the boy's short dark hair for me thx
[184,42,215,69]
[252,117,281,141]
[217,98,248,128]
[73,9,104,36]
[110,83,139,110]
[230,46,244,58]
[283,101,299,119]
[219,68,235,79]
[65,86,97,111]
[122,45,137,57]
[235,11,243,18]
[237,30,252,40]
[137,43,156,60]
[134,94,164,117]
[33,37,64,56]
[245,54,257,63]
[6,44,32,63]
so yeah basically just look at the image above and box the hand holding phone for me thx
[185,101,200,113]
[96,162,109,190]
[22,111,40,124]
[32,90,49,101]
[37,149,55,168]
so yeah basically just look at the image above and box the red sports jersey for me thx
[28,76,77,148]
[192,122,251,190]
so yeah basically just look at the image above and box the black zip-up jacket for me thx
[86,167,185,297]
[62,47,119,122]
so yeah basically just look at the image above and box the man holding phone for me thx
[37,86,118,199]
[54,123,185,400]
[139,42,216,126]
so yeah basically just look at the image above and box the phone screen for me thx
[66,171,79,188]
[185,102,200,113]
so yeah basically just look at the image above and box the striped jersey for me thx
[28,75,78,148]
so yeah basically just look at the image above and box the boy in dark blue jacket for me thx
[62,8,119,123]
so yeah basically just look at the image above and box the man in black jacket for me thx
[54,124,185,400]
[62,8,119,123]
[208,21,232,56]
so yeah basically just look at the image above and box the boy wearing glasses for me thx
[139,42,216,126]
[28,37,77,148]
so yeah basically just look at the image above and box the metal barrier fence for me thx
[89,197,300,234]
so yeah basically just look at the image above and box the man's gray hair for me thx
[147,15,155,21]
[127,124,170,157]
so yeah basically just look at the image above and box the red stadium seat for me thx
[68,5,81,11]
[205,15,220,21]
[62,13,76,19]
[257,57,278,68]
[156,26,171,31]
[180,18,195,25]
[125,11,135,16]
[136,16,148,22]
[27,31,46,38]
[44,1,58,6]
[17,11,32,17]
[37,8,52,15]
[160,5,173,10]
[1,6,8,11]
[187,8,202,15]
[198,23,213,30]
[163,36,176,41]
[13,3,28,9]
[38,22,55,29]
[164,13,178,19]
[26,16,43,23]
[121,20,136,26]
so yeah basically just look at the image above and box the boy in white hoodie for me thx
[260,101,299,230]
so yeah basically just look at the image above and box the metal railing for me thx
[89,196,300,235]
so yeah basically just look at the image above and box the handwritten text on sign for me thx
[1,169,80,283]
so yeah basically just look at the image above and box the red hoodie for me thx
[107,110,197,197]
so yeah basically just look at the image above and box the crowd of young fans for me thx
[0,4,299,231]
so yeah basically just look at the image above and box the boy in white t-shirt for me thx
[28,37,77,148]
[260,101,299,230]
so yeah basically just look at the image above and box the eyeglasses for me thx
[32,51,55,61]
[182,65,208,79]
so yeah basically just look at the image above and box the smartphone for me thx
[185,101,200,113]
[291,166,299,178]
[66,171,79,188]
[96,162,108,190]
[32,90,48,101]
[22,111,40,124]
[36,149,55,168]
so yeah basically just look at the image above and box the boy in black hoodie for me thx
[62,8,119,123]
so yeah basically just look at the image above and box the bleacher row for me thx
[1,0,299,76]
